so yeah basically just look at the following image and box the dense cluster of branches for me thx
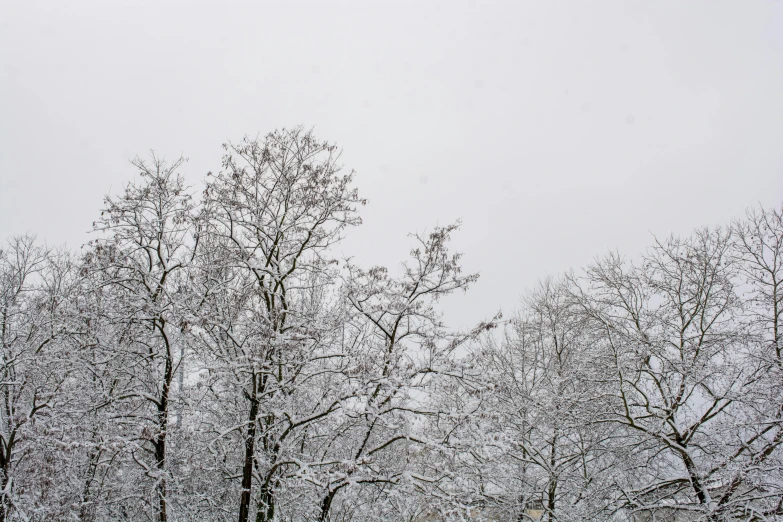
[1,128,781,521]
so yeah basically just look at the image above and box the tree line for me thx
[1,128,781,521]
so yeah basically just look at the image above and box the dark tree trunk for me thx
[154,323,174,522]
[255,480,275,522]
[317,489,336,522]
[238,373,260,522]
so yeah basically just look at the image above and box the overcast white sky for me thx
[2,1,782,327]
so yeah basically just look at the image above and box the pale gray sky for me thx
[2,1,782,327]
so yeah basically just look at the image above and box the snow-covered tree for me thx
[2,129,782,522]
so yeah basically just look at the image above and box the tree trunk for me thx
[255,480,275,522]
[238,373,260,522]
[155,385,171,521]
[155,323,174,522]
[0,471,8,522]
[79,444,102,521]
[317,489,336,522]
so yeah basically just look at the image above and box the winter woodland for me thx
[2,128,782,521]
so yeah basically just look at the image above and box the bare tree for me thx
[727,205,783,519]
[312,224,482,522]
[571,227,770,520]
[0,238,84,520]
[425,277,617,522]
[198,127,363,522]
[87,155,197,521]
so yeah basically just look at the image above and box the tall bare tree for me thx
[87,155,197,521]
[199,128,363,522]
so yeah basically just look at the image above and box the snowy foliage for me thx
[1,128,782,521]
